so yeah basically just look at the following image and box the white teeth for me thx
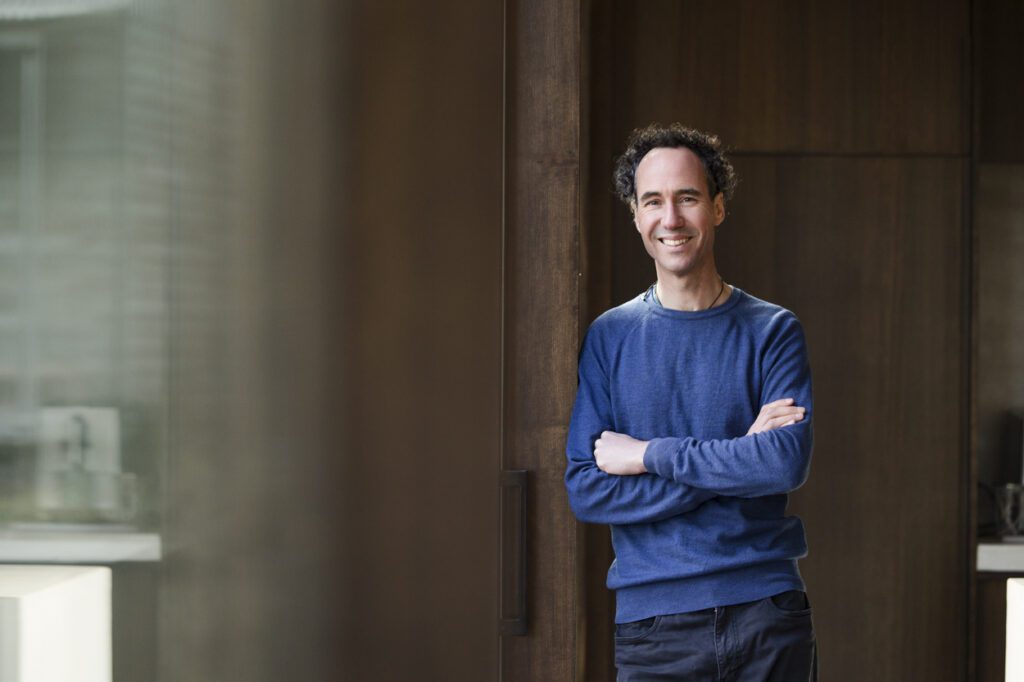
[661,237,689,246]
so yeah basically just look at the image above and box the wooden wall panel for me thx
[977,1,1024,162]
[580,3,618,678]
[608,0,968,155]
[974,164,1024,492]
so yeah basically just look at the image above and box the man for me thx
[564,124,816,680]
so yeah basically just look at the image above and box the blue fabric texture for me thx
[564,286,813,623]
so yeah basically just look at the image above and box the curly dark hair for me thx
[613,124,738,206]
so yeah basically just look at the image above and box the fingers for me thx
[757,406,805,426]
[748,404,807,435]
[765,405,802,417]
[763,412,803,429]
[595,430,621,457]
[765,405,805,418]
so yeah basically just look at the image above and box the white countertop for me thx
[0,526,160,562]
[978,540,1024,572]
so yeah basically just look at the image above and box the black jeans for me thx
[614,590,817,681]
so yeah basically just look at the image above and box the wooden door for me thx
[338,1,585,680]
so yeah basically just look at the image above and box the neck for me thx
[655,271,727,312]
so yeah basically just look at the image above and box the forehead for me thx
[634,146,708,195]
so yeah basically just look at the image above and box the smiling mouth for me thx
[659,236,692,246]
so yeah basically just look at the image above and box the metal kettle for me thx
[996,483,1024,539]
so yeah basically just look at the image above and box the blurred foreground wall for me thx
[158,0,503,680]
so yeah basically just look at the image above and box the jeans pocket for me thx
[614,615,662,641]
[765,590,812,617]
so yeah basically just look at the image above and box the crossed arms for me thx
[593,398,804,475]
[563,317,813,525]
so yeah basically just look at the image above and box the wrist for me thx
[638,440,651,473]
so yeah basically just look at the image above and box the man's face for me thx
[632,146,725,282]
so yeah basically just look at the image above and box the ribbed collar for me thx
[642,282,744,320]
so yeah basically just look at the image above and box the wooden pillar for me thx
[501,0,582,678]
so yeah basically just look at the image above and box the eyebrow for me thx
[638,187,703,203]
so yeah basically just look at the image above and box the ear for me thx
[712,193,725,226]
[631,201,640,232]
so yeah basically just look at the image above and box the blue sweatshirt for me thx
[564,286,813,623]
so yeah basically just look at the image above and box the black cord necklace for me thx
[705,278,726,310]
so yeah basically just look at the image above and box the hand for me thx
[746,398,805,435]
[594,431,649,475]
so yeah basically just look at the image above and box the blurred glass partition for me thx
[0,0,355,679]
[0,3,165,532]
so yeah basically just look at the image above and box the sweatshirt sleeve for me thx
[642,312,813,498]
[564,326,717,525]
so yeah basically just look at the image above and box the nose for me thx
[661,201,684,228]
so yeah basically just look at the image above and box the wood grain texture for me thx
[502,0,582,679]
[607,0,968,155]
[580,2,617,676]
[975,164,1024,490]
[977,1,1024,162]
